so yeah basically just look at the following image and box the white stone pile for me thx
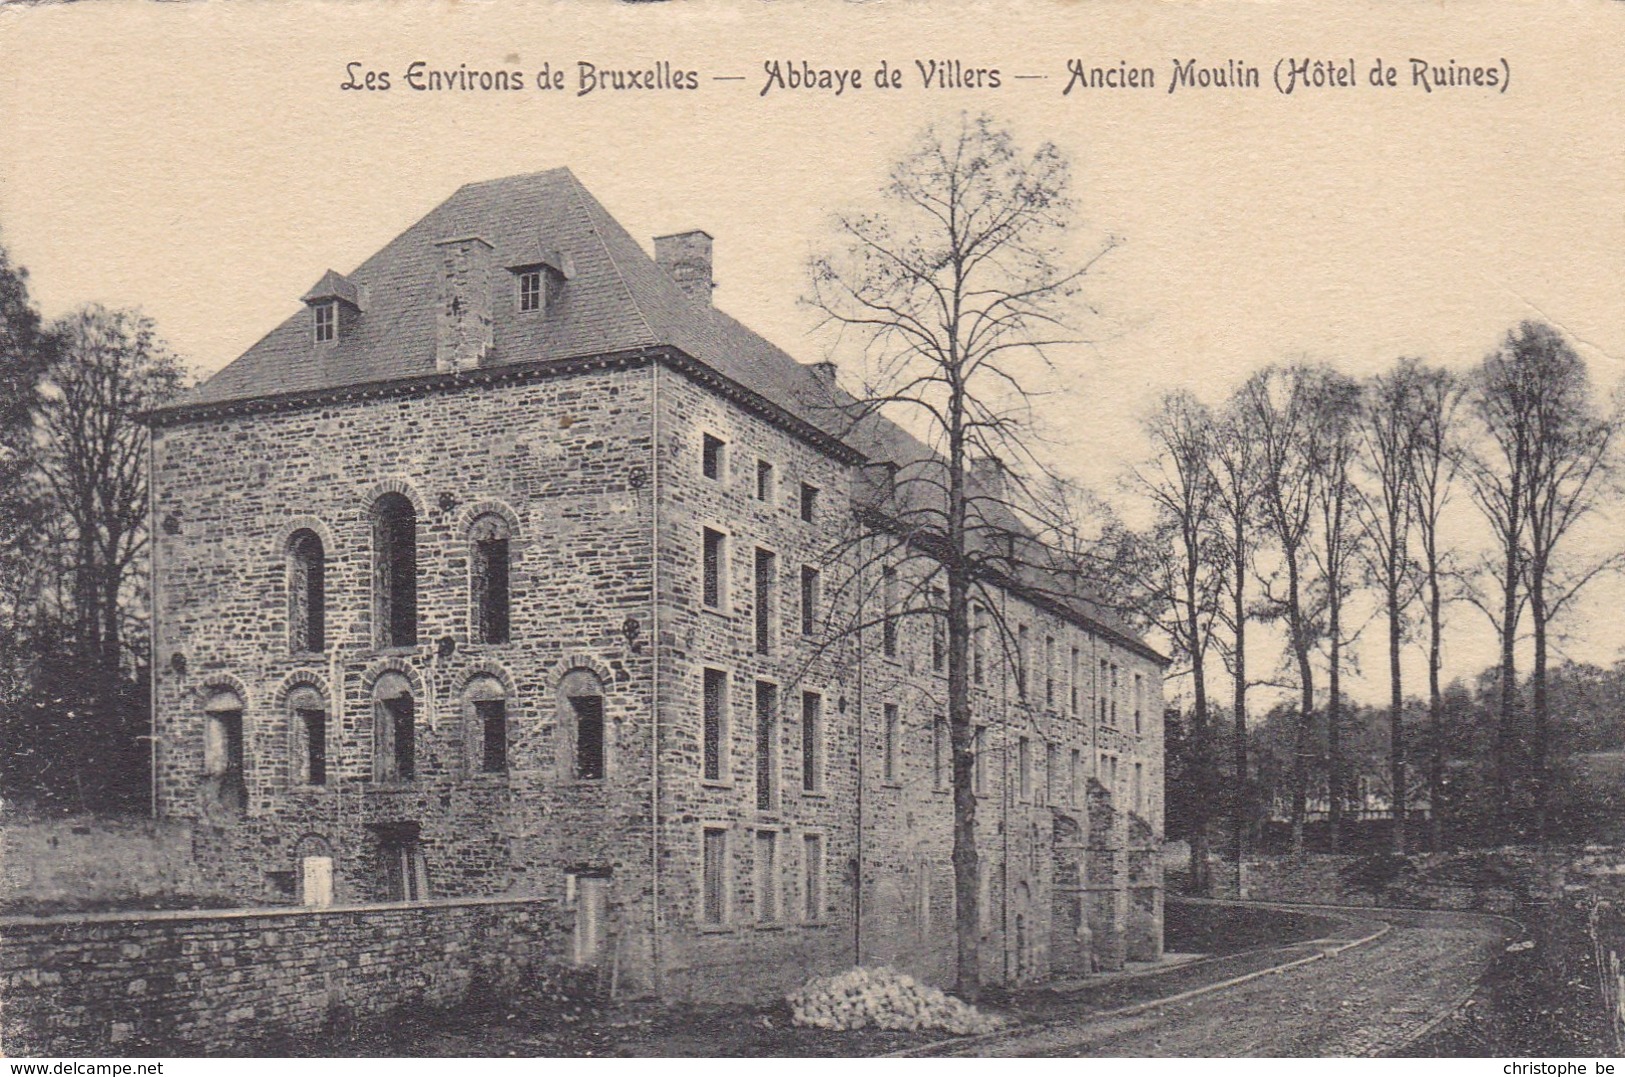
[786,966,1008,1035]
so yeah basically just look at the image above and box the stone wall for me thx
[0,896,554,1056]
[0,816,205,911]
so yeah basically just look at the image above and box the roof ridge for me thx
[563,171,659,347]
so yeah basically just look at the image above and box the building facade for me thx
[146,169,1165,1000]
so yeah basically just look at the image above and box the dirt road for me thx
[927,907,1511,1057]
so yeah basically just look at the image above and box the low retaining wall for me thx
[0,895,556,1055]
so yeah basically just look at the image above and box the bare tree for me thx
[1126,391,1222,893]
[1307,371,1362,853]
[1208,397,1260,882]
[1239,365,1326,854]
[1462,325,1542,841]
[1407,363,1461,850]
[808,113,1117,998]
[1355,361,1425,854]
[1513,324,1620,841]
[36,305,186,700]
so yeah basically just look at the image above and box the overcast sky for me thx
[2,1,1622,708]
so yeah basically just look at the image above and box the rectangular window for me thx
[801,566,820,637]
[974,726,988,795]
[1017,624,1030,698]
[519,270,543,312]
[1111,664,1120,725]
[383,837,428,902]
[388,696,415,781]
[931,587,946,672]
[573,695,604,780]
[755,830,780,924]
[933,715,947,791]
[973,606,986,685]
[703,668,727,783]
[702,827,728,925]
[1018,736,1031,801]
[477,698,507,773]
[800,482,819,522]
[1045,635,1056,707]
[756,459,774,502]
[1110,755,1120,792]
[702,434,725,481]
[979,859,994,932]
[755,681,778,810]
[313,301,335,343]
[884,703,899,783]
[1099,659,1110,724]
[206,708,246,811]
[1134,762,1145,814]
[1046,742,1060,806]
[1134,673,1144,734]
[754,548,776,655]
[702,528,725,610]
[882,566,898,658]
[1070,646,1080,714]
[299,709,326,786]
[473,537,510,645]
[1070,748,1081,805]
[803,833,824,922]
[801,691,822,792]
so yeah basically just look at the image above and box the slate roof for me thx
[183,168,1158,661]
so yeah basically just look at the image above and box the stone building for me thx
[145,168,1165,1000]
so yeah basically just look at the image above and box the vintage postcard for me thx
[1,0,1622,1063]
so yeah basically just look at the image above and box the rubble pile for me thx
[786,966,1008,1035]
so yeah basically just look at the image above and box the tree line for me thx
[1121,325,1620,887]
[0,241,188,814]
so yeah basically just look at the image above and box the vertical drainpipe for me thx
[994,591,1007,987]
[649,355,663,991]
[147,427,159,819]
[853,530,865,967]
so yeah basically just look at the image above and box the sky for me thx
[2,0,1623,709]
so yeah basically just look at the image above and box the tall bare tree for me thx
[1463,330,1539,841]
[1308,371,1362,853]
[1127,390,1222,893]
[808,113,1116,998]
[1356,360,1425,854]
[1209,397,1260,880]
[1407,363,1461,850]
[1513,324,1620,840]
[1240,365,1325,854]
[37,305,185,698]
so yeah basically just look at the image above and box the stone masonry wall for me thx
[151,363,657,984]
[0,816,204,911]
[0,896,555,1056]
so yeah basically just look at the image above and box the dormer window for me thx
[301,268,360,346]
[519,270,543,313]
[313,301,337,343]
[507,249,573,316]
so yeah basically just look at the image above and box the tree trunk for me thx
[1328,594,1343,855]
[1495,542,1521,844]
[1286,549,1313,856]
[1530,568,1549,846]
[1188,638,1212,896]
[1426,546,1446,852]
[1389,576,1407,855]
[1231,546,1249,894]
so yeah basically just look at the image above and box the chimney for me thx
[654,230,714,304]
[434,235,495,372]
[812,360,839,389]
[970,455,1007,501]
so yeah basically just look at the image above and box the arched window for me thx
[287,529,326,653]
[464,675,509,774]
[559,669,605,780]
[372,672,416,782]
[287,685,327,786]
[203,688,246,813]
[468,514,511,645]
[372,493,417,647]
